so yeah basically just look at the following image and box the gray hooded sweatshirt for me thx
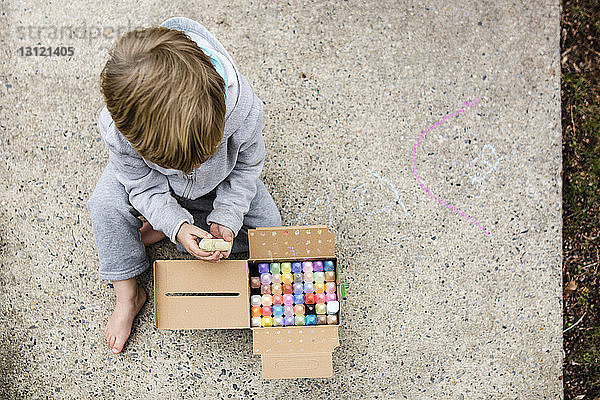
[97,17,265,244]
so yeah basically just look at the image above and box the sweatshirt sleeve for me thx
[205,101,265,236]
[99,110,194,244]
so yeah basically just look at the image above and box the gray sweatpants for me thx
[86,162,282,281]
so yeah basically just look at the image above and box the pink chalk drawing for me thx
[411,98,491,235]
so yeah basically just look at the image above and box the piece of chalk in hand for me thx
[198,238,232,252]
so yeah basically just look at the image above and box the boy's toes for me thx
[107,335,116,349]
[112,337,126,354]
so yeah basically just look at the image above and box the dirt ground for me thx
[561,0,600,397]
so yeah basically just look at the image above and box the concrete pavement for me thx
[0,1,562,398]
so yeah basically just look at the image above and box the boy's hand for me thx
[209,223,234,260]
[176,222,221,262]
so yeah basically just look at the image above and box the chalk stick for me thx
[198,238,232,252]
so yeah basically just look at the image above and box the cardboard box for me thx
[154,225,341,379]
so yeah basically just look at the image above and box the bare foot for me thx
[139,221,166,245]
[104,283,147,354]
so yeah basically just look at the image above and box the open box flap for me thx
[252,326,339,379]
[154,259,249,329]
[248,225,335,260]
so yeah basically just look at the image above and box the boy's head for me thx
[100,27,226,174]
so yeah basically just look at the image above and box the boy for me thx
[86,17,282,354]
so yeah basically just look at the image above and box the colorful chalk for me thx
[303,282,314,293]
[258,263,269,274]
[272,305,284,317]
[250,276,261,289]
[283,294,294,306]
[260,273,272,285]
[282,273,293,284]
[261,284,271,295]
[293,294,304,304]
[302,261,313,273]
[315,282,325,293]
[270,262,280,274]
[314,272,325,282]
[261,294,272,306]
[282,283,293,294]
[304,293,316,304]
[251,306,261,317]
[313,261,324,272]
[293,283,303,294]
[291,262,302,273]
[325,271,335,282]
[303,271,314,282]
[325,282,336,294]
[293,273,303,284]
[281,262,292,274]
[284,305,294,316]
[250,295,261,307]
[250,258,339,328]
[272,294,283,305]
[327,301,339,314]
[271,283,282,295]
[315,303,327,314]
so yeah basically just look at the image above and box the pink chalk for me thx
[411,98,491,235]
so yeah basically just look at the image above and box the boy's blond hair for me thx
[100,27,226,174]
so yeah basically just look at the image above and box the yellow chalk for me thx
[198,238,232,252]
